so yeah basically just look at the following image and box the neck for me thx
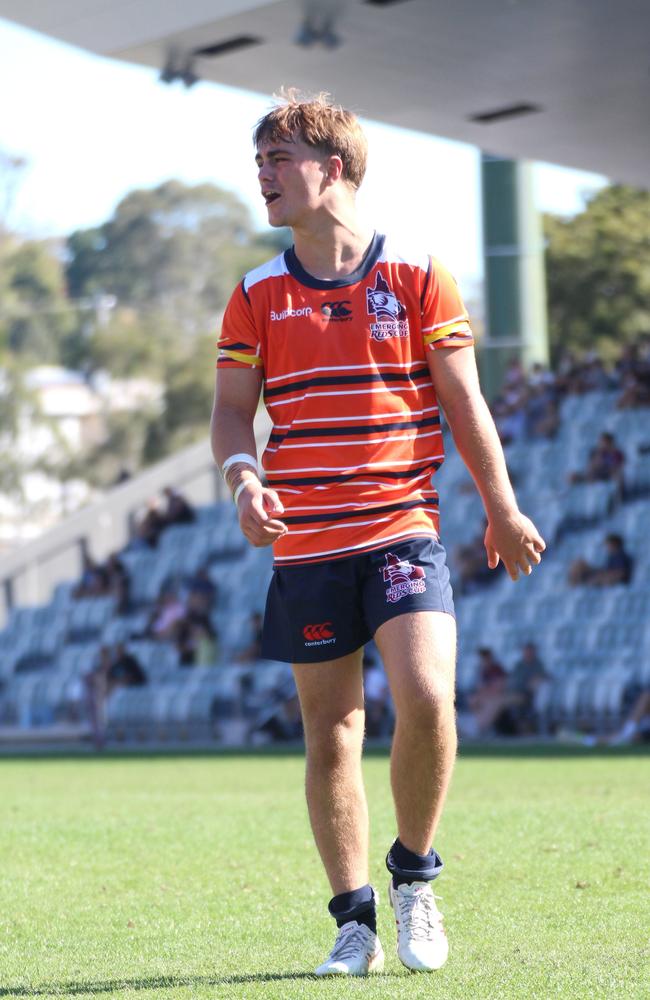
[291,205,374,281]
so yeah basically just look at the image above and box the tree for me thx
[66,180,269,331]
[544,185,650,361]
[0,176,283,495]
[1,239,77,360]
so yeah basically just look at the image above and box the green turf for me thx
[0,749,648,999]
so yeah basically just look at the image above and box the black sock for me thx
[328,885,377,935]
[386,837,444,888]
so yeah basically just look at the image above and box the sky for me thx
[0,16,609,290]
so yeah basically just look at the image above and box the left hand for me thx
[484,511,546,581]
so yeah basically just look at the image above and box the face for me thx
[255,134,333,228]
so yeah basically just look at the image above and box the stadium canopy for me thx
[1,0,649,188]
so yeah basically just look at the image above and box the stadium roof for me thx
[1,0,649,187]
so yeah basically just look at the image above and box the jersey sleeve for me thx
[421,257,474,351]
[217,280,263,370]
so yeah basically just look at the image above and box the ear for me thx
[325,154,344,185]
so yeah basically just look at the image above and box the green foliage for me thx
[1,176,280,489]
[544,185,650,361]
[0,354,31,496]
[76,410,160,488]
[84,309,174,379]
[66,180,261,326]
[0,235,79,363]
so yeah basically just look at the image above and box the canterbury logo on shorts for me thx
[303,622,336,646]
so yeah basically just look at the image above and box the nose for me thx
[258,159,273,186]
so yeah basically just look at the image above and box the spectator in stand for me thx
[163,487,196,526]
[607,688,650,745]
[569,431,626,495]
[236,611,264,663]
[493,395,527,445]
[527,362,556,392]
[185,566,217,616]
[84,645,112,749]
[177,620,220,666]
[505,642,549,734]
[579,352,614,392]
[108,643,147,691]
[457,643,548,739]
[569,533,634,587]
[193,622,220,665]
[617,370,650,409]
[114,467,132,486]
[130,498,167,550]
[105,552,130,614]
[555,349,585,396]
[256,692,303,743]
[502,357,526,394]
[456,647,508,739]
[525,383,560,440]
[141,590,187,640]
[614,342,642,384]
[584,686,650,747]
[363,644,392,739]
[74,553,109,598]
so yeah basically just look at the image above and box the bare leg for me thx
[292,650,368,894]
[375,612,457,854]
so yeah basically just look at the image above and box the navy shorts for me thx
[262,536,455,664]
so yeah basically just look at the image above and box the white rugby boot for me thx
[389,880,448,972]
[314,920,385,976]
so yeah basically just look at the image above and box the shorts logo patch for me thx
[303,622,336,647]
[381,553,426,603]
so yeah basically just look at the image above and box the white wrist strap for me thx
[222,452,258,476]
[233,480,249,504]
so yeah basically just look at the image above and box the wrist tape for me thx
[222,452,258,477]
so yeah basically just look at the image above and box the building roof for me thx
[0,0,648,187]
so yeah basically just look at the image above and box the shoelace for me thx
[396,890,443,942]
[328,924,371,962]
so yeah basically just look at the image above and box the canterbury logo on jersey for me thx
[321,300,352,321]
[303,622,336,645]
[270,306,313,321]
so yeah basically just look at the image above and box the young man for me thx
[211,92,545,976]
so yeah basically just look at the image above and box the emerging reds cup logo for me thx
[303,622,336,647]
[366,272,409,341]
[381,553,427,603]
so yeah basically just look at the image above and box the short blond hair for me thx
[253,89,368,190]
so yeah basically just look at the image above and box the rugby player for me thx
[211,91,545,976]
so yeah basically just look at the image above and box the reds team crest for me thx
[381,553,427,603]
[366,272,409,341]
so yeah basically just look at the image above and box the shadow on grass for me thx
[0,970,407,996]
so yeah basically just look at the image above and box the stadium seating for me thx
[0,384,649,744]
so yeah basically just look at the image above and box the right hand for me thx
[236,481,287,547]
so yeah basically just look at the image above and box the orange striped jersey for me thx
[217,233,473,565]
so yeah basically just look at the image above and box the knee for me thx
[305,710,364,769]
[397,675,455,732]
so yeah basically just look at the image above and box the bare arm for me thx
[428,346,545,580]
[211,367,286,547]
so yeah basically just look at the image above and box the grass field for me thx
[0,748,648,999]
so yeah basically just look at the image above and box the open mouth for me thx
[263,191,281,205]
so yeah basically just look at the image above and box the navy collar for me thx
[284,232,385,289]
